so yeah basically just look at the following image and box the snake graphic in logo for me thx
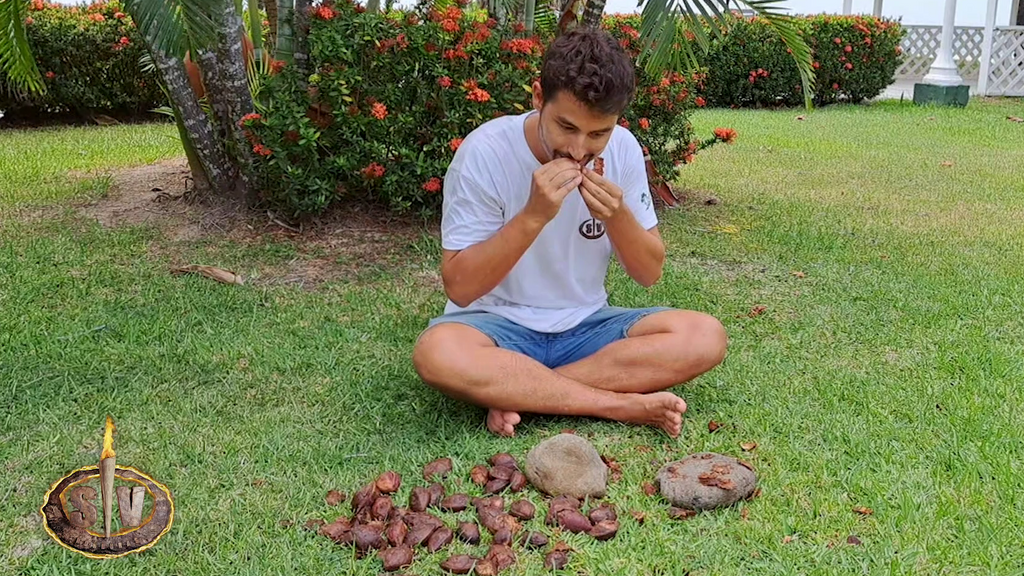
[579,218,606,240]
[40,417,174,559]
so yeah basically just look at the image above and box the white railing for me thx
[982,26,1024,96]
[896,25,986,80]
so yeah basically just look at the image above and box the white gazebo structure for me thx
[852,0,1024,100]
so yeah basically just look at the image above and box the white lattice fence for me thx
[986,27,1024,96]
[896,25,985,79]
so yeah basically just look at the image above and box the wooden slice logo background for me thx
[40,465,174,559]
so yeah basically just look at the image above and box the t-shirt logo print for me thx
[578,218,606,240]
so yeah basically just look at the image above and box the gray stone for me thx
[655,452,757,510]
[524,434,607,498]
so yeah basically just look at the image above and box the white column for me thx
[843,0,853,14]
[978,0,999,95]
[923,0,965,86]
[873,0,884,17]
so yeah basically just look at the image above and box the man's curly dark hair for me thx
[539,27,637,116]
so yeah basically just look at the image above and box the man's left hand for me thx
[579,167,623,221]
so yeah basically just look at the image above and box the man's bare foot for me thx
[613,392,688,437]
[486,408,522,437]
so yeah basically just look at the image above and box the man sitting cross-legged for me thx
[412,27,728,438]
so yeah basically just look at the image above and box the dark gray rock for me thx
[655,452,757,510]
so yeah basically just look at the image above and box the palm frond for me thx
[533,0,557,34]
[748,0,815,107]
[122,0,219,57]
[0,0,44,94]
[247,0,263,51]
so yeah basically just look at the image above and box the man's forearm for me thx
[441,211,546,307]
[605,209,665,287]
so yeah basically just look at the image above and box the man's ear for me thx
[531,80,543,111]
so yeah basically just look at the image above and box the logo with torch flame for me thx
[40,416,174,559]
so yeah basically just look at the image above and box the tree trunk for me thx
[580,0,605,28]
[292,0,311,80]
[1016,0,1023,26]
[196,0,258,204]
[146,37,236,196]
[265,0,279,48]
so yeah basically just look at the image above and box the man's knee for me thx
[694,313,728,368]
[412,323,492,385]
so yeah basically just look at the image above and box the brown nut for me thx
[372,496,395,522]
[474,558,497,576]
[385,519,408,547]
[352,524,384,551]
[484,478,509,494]
[427,482,446,508]
[404,523,436,547]
[440,493,470,512]
[488,453,519,469]
[427,526,454,553]
[493,527,512,545]
[424,457,453,481]
[318,519,351,543]
[488,465,515,481]
[469,465,490,486]
[520,530,548,549]
[508,471,528,492]
[325,489,345,506]
[544,550,569,570]
[588,504,617,524]
[409,487,430,513]
[473,495,503,512]
[352,483,380,513]
[378,544,414,571]
[457,521,481,544]
[556,509,593,534]
[375,471,402,494]
[509,500,535,520]
[485,544,516,571]
[440,554,475,574]
[589,519,619,541]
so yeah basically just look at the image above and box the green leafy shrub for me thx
[0,0,166,119]
[246,4,728,217]
[700,13,905,107]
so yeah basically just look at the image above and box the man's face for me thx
[532,81,620,167]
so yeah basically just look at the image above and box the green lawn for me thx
[3,98,1024,575]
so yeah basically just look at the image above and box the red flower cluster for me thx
[449,138,463,151]
[377,33,410,53]
[500,38,541,56]
[639,118,650,130]
[748,68,769,83]
[238,112,262,127]
[24,17,34,25]
[441,19,459,33]
[362,163,385,179]
[313,5,335,20]
[422,178,442,193]
[438,76,452,88]
[443,48,469,60]
[370,102,388,120]
[695,96,706,107]
[466,88,491,103]
[88,13,104,22]
[253,143,272,156]
[713,127,737,144]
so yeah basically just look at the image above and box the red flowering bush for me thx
[247,4,720,217]
[700,13,905,107]
[0,0,165,119]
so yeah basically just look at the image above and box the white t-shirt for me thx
[439,111,658,333]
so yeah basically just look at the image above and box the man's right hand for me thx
[523,158,583,224]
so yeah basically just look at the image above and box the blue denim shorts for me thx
[424,305,673,369]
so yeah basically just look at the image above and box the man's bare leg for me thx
[412,324,689,437]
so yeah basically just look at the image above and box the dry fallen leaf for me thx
[668,507,698,520]
[1007,116,1023,123]
[326,490,345,506]
[741,441,758,451]
[642,482,657,497]
[852,506,874,516]
[741,508,749,521]
[171,264,244,285]
[279,519,294,528]
[782,535,795,544]
[708,420,723,433]
[791,270,806,278]
[847,535,863,546]
[748,306,767,318]
[940,160,954,167]
[746,488,762,501]
[795,115,805,120]
[630,511,646,525]
[303,518,325,531]
[636,445,653,454]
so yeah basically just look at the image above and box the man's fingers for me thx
[557,173,584,196]
[547,164,582,186]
